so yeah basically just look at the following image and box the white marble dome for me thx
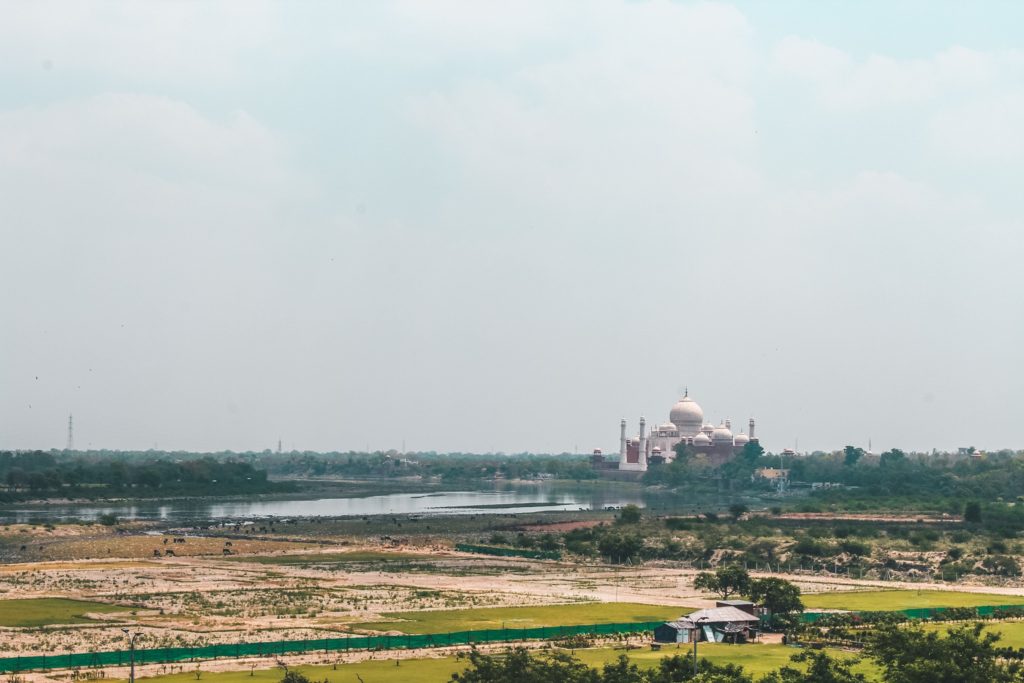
[669,395,704,434]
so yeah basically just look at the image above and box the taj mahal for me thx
[591,390,758,474]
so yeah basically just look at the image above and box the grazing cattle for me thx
[163,538,169,544]
[224,541,233,546]
[165,548,175,556]
[154,549,161,557]
[222,548,232,555]
[20,545,26,551]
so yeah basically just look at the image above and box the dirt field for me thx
[5,515,1024,682]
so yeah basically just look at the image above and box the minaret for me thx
[638,417,648,471]
[749,418,756,441]
[619,419,627,462]
[66,414,74,451]
[725,418,731,431]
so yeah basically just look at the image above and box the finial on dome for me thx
[684,386,688,397]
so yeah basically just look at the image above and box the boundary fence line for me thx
[0,621,661,673]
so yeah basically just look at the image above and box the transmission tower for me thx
[66,413,74,450]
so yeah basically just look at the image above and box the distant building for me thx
[592,389,759,474]
[653,604,761,644]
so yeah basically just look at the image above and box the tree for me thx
[745,578,802,630]
[760,650,866,683]
[280,673,314,683]
[964,501,982,523]
[843,446,864,467]
[880,449,907,468]
[618,505,642,525]
[739,441,764,462]
[867,622,1023,683]
[650,656,752,682]
[693,565,751,600]
[728,503,748,521]
[597,532,644,564]
[451,647,594,683]
[450,648,754,683]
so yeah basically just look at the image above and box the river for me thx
[0,484,649,523]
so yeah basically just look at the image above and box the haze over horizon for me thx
[2,2,1022,455]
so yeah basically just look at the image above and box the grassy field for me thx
[121,644,877,683]
[802,590,1024,612]
[0,597,127,627]
[576,643,877,679]
[352,602,687,634]
[922,621,1024,648]
[229,551,433,565]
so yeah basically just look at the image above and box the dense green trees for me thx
[443,623,1024,683]
[867,622,1023,683]
[0,451,288,500]
[450,648,753,683]
[760,651,866,683]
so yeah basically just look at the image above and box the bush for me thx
[617,504,642,525]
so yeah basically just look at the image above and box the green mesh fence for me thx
[801,604,1024,624]
[0,621,662,673]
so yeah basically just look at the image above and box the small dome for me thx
[734,433,750,446]
[660,422,677,433]
[701,424,714,435]
[712,423,734,443]
[693,432,712,446]
[652,446,662,453]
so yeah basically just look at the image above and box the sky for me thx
[2,1,1022,455]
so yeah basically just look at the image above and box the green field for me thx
[229,551,433,565]
[802,590,1024,612]
[352,602,687,634]
[0,598,127,627]
[577,643,877,679]
[124,644,877,683]
[923,621,1024,648]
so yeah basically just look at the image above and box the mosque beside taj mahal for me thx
[591,390,758,475]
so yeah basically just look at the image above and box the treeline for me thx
[0,451,293,501]
[643,442,1024,512]
[449,620,1024,682]
[258,451,599,481]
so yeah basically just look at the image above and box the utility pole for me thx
[66,414,75,450]
[122,629,141,683]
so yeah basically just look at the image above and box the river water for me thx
[0,485,648,523]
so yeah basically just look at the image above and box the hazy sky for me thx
[2,2,1022,455]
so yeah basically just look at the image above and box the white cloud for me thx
[929,92,1024,161]
[407,0,759,233]
[772,38,1024,110]
[0,2,277,85]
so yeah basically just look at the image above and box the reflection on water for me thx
[0,485,646,523]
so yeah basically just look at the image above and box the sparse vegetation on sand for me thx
[352,602,687,634]
[229,551,433,565]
